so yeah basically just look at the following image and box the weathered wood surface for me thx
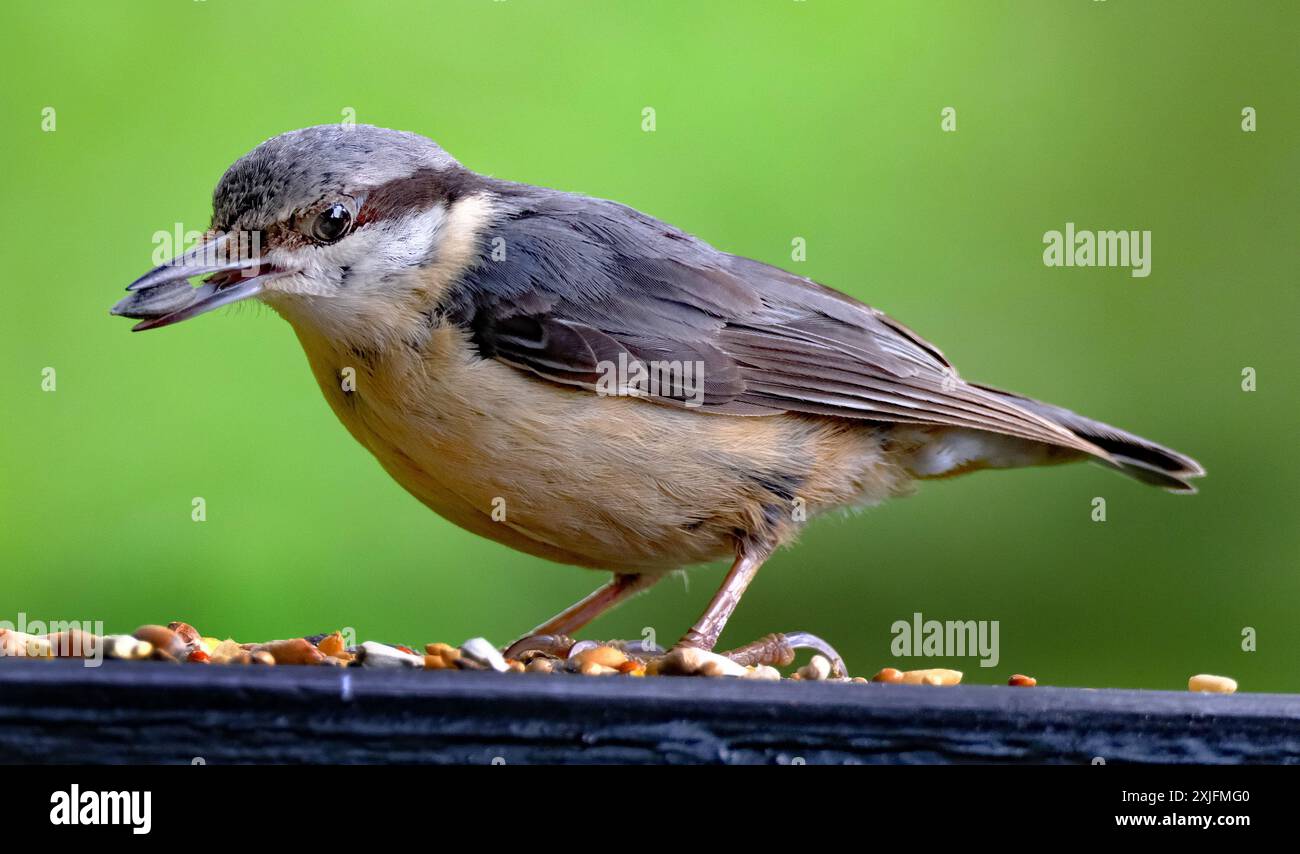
[1,659,1296,764]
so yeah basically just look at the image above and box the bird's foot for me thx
[676,630,848,678]
[502,634,664,664]
[502,633,576,661]
[503,630,846,678]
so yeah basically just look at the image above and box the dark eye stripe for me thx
[356,167,486,225]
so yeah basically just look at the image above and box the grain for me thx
[900,668,963,686]
[1188,674,1237,694]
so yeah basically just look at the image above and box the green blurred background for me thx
[2,1,1296,690]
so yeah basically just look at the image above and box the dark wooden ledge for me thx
[1,659,1296,764]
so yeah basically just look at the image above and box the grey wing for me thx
[446,187,1108,458]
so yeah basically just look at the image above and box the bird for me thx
[111,124,1203,673]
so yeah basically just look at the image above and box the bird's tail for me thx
[971,384,1206,493]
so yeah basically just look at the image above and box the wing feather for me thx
[444,184,1109,460]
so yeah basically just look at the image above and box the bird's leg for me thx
[676,549,767,652]
[676,550,849,677]
[528,572,658,636]
[504,573,657,659]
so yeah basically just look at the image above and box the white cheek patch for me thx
[266,204,450,297]
[341,205,449,288]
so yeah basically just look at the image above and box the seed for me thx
[249,650,276,665]
[459,637,509,672]
[1008,674,1037,687]
[697,660,729,677]
[871,667,904,684]
[526,658,556,674]
[506,659,526,673]
[1188,674,1237,694]
[103,634,153,661]
[573,645,628,670]
[743,664,782,681]
[579,661,618,676]
[208,639,244,664]
[900,668,963,686]
[653,646,749,677]
[187,650,211,664]
[167,622,203,655]
[797,655,832,681]
[132,625,187,661]
[425,642,460,661]
[0,629,52,658]
[423,643,459,670]
[424,651,458,670]
[47,629,100,659]
[317,632,348,658]
[111,280,198,319]
[359,641,424,668]
[262,638,326,665]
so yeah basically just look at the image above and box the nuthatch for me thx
[112,125,1203,671]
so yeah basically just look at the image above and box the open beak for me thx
[110,233,288,331]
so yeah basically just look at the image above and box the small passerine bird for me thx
[112,125,1203,671]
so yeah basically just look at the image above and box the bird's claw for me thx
[502,633,576,661]
[717,631,848,678]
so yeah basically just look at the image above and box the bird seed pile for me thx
[0,621,944,683]
[0,622,1237,692]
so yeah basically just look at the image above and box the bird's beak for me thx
[110,233,288,332]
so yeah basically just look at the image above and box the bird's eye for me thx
[309,203,353,244]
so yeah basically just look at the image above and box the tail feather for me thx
[971,384,1205,493]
